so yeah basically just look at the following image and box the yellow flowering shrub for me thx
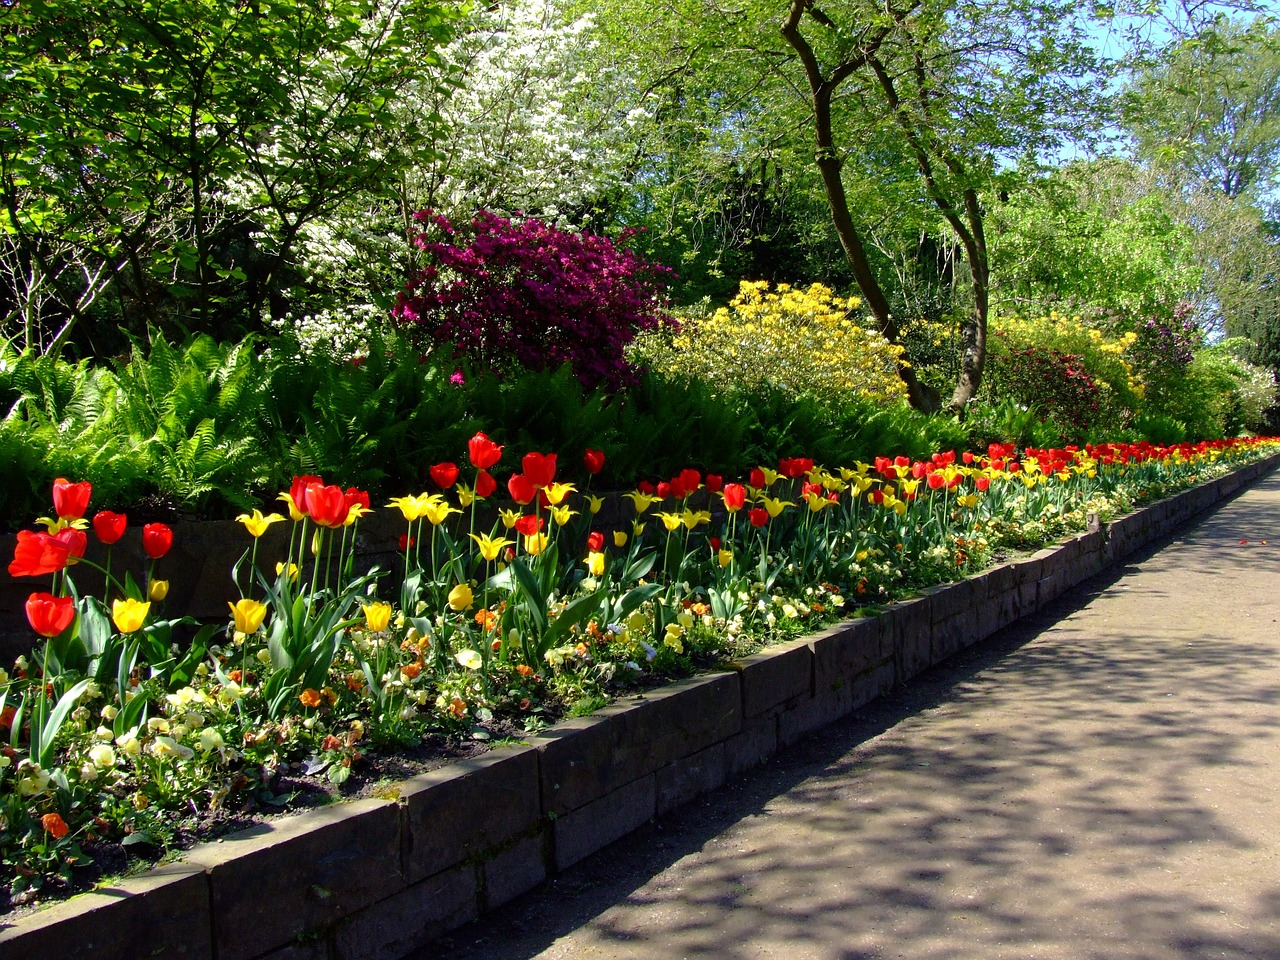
[639,281,907,405]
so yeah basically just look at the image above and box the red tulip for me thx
[398,534,416,551]
[586,531,605,552]
[8,530,72,577]
[722,483,747,512]
[522,452,557,489]
[475,469,497,499]
[514,514,543,537]
[51,478,91,520]
[976,476,991,491]
[583,448,605,475]
[655,481,671,500]
[430,462,459,489]
[668,476,687,499]
[709,536,722,551]
[290,475,323,516]
[927,473,946,489]
[304,484,348,528]
[507,473,536,505]
[93,510,127,545]
[678,468,701,493]
[55,527,86,562]
[26,592,76,638]
[749,468,766,489]
[344,487,370,512]
[468,432,503,470]
[705,474,723,494]
[141,522,174,559]
[748,507,768,528]
[637,480,655,495]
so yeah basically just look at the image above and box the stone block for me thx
[553,774,656,871]
[656,742,729,816]
[730,638,813,718]
[931,611,975,663]
[400,744,542,883]
[534,715,615,817]
[809,617,886,695]
[190,799,404,960]
[332,863,478,960]
[0,864,212,960]
[480,834,548,911]
[602,672,741,790]
[883,598,932,684]
[724,715,778,776]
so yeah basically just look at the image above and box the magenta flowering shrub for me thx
[393,211,674,390]
[986,338,1105,433]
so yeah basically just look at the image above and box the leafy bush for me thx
[393,211,674,391]
[637,280,907,405]
[983,313,1140,436]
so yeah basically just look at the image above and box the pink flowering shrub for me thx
[393,211,674,390]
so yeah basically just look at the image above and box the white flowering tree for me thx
[275,0,654,353]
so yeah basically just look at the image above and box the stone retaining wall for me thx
[3,453,1277,960]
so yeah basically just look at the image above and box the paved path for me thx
[420,471,1280,960]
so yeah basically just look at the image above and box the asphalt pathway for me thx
[419,470,1280,960]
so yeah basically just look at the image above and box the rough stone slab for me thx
[976,588,1018,640]
[931,610,977,663]
[1008,554,1043,588]
[534,715,615,817]
[189,798,403,960]
[883,599,932,685]
[0,864,211,960]
[730,638,814,717]
[809,617,886,695]
[400,744,541,883]
[553,774,656,871]
[480,834,548,912]
[656,742,729,816]
[332,863,478,960]
[979,562,1016,598]
[258,943,329,960]
[601,672,741,792]
[778,688,847,746]
[724,715,778,777]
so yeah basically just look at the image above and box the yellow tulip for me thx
[499,508,522,529]
[343,503,371,527]
[586,495,604,515]
[112,598,151,634]
[236,509,285,538]
[423,497,461,526]
[470,532,513,563]
[584,551,605,576]
[387,494,429,522]
[656,512,683,533]
[550,505,578,527]
[524,532,549,556]
[761,496,794,519]
[455,484,476,508]
[277,492,306,522]
[624,491,657,514]
[613,530,628,548]
[717,549,733,568]
[148,579,169,602]
[956,494,980,508]
[276,561,300,583]
[543,482,577,506]
[448,584,474,612]
[680,509,711,530]
[803,493,835,513]
[362,601,392,633]
[227,598,268,635]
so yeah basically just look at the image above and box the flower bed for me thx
[3,449,1277,959]
[1,436,1277,924]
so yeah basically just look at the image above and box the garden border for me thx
[4,452,1278,960]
